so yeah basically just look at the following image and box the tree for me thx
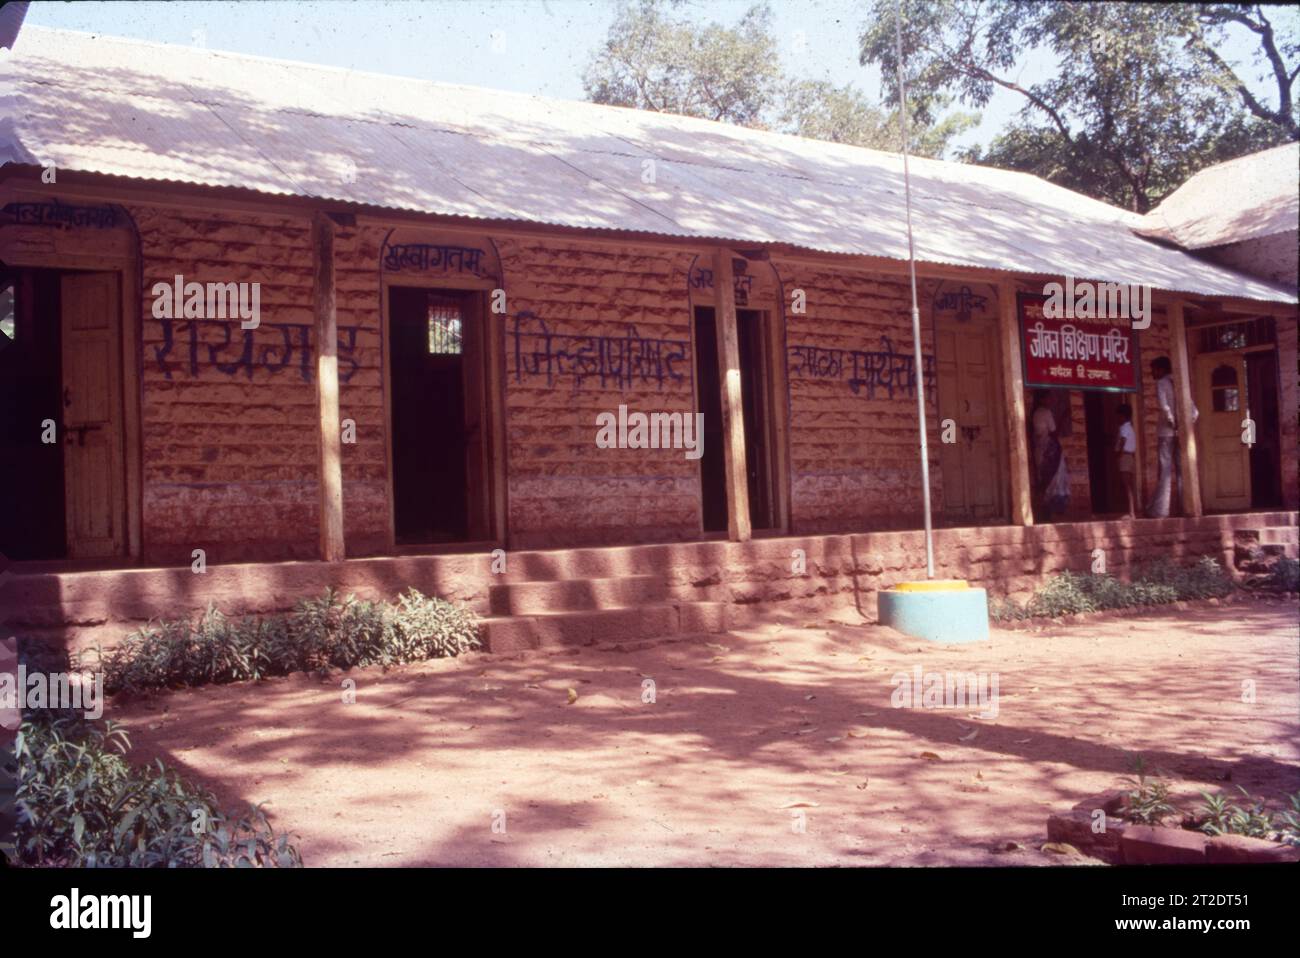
[858,1,1300,212]
[583,0,974,158]
[583,0,782,126]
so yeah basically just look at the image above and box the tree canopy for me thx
[582,0,976,157]
[858,1,1300,211]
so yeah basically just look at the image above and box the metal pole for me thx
[893,0,935,578]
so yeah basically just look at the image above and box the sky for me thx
[22,0,1281,158]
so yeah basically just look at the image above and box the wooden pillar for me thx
[712,248,752,542]
[313,212,345,561]
[997,279,1034,526]
[1168,300,1203,518]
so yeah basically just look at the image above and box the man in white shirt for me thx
[1146,356,1198,518]
[1115,403,1138,517]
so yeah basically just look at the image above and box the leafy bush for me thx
[89,588,480,695]
[12,711,301,868]
[990,555,1235,621]
[1265,557,1300,593]
[1197,787,1300,847]
[1120,757,1179,826]
[389,587,484,660]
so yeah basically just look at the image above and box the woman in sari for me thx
[1031,390,1070,518]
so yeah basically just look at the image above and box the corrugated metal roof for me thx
[1,26,1294,303]
[1136,142,1299,251]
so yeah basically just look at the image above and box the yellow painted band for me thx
[893,580,970,592]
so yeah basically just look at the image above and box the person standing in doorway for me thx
[1115,403,1138,518]
[1146,356,1198,518]
[1031,390,1070,519]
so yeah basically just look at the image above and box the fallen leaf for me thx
[566,688,579,704]
[919,751,942,761]
[1041,842,1081,856]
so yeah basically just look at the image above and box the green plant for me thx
[88,588,480,695]
[1197,786,1300,845]
[389,587,482,660]
[988,555,1236,623]
[1266,557,1299,593]
[13,711,300,868]
[1120,757,1180,826]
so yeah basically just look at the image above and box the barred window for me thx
[1198,316,1274,353]
[427,297,462,355]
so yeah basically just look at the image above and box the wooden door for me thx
[60,272,124,558]
[1195,353,1251,511]
[936,323,1003,520]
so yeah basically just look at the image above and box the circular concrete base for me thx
[878,586,990,643]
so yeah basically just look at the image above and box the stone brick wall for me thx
[774,260,944,532]
[498,238,702,548]
[133,205,320,564]
[131,206,389,563]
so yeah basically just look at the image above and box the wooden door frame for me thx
[1192,342,1279,510]
[379,271,507,552]
[688,302,791,536]
[0,251,141,560]
[737,305,790,534]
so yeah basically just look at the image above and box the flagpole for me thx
[893,0,935,578]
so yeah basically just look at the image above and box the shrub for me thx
[389,587,483,660]
[11,711,301,868]
[89,588,480,695]
[1197,787,1300,847]
[1266,557,1300,593]
[1120,757,1179,826]
[989,555,1235,622]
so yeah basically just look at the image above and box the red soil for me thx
[113,597,1299,866]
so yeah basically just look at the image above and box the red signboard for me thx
[1017,293,1138,392]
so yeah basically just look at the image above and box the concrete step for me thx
[489,575,673,615]
[481,601,729,653]
[1258,527,1299,548]
[503,541,728,583]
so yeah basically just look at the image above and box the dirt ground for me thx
[114,597,1300,867]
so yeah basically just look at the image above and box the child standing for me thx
[1115,403,1138,518]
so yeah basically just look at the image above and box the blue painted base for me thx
[877,588,990,643]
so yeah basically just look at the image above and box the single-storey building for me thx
[0,27,1295,608]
